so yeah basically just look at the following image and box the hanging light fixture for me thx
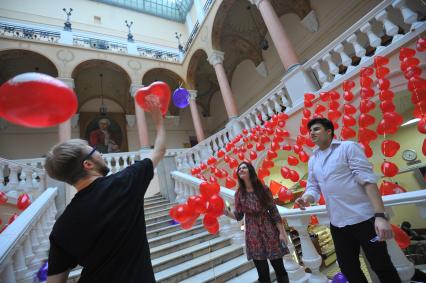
[99,73,107,115]
[247,5,269,51]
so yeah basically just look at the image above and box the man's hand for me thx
[294,195,313,210]
[375,217,393,240]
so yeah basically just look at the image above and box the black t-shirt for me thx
[48,158,156,283]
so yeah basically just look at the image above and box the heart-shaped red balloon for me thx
[341,126,356,140]
[0,73,77,128]
[135,81,170,115]
[381,161,399,177]
[17,193,31,210]
[417,37,426,52]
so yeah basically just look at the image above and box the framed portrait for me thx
[79,113,128,153]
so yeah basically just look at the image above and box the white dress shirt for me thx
[303,140,379,227]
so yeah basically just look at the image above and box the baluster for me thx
[5,165,20,193]
[23,168,35,193]
[194,151,201,166]
[375,10,399,38]
[248,113,256,128]
[241,117,250,130]
[333,43,352,72]
[360,22,382,52]
[293,223,328,282]
[392,0,420,28]
[105,157,113,173]
[265,99,275,117]
[36,221,49,251]
[272,94,282,113]
[1,262,16,283]
[254,111,262,126]
[283,241,308,282]
[38,172,46,192]
[322,53,339,80]
[0,163,5,191]
[311,62,328,86]
[13,245,29,281]
[346,34,367,63]
[23,233,37,269]
[260,106,268,121]
[212,137,219,153]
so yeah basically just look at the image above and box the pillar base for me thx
[282,65,319,109]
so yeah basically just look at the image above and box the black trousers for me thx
[253,258,289,283]
[330,218,401,283]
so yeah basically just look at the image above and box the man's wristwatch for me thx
[374,212,388,221]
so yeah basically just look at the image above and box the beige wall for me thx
[0,0,188,48]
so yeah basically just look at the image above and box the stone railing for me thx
[175,0,425,172]
[73,35,128,54]
[0,22,60,43]
[170,170,426,283]
[0,158,46,202]
[304,0,424,88]
[0,187,58,283]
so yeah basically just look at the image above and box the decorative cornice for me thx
[207,50,224,66]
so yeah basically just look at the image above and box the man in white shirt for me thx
[295,118,400,283]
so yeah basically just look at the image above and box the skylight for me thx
[91,0,194,22]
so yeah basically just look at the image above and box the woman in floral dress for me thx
[224,161,289,283]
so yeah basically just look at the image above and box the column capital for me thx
[208,50,224,66]
[130,83,144,97]
[188,90,198,100]
[248,0,265,8]
[57,77,75,88]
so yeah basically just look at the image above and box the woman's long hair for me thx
[237,162,273,209]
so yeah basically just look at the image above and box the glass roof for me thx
[91,0,194,22]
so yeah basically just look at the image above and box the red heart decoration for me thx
[135,81,170,115]
[17,193,31,210]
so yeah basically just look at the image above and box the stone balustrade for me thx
[0,187,58,283]
[171,170,426,282]
[0,158,46,203]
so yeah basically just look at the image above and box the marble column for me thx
[188,90,205,142]
[207,50,238,119]
[249,0,299,71]
[130,83,150,149]
[57,78,75,142]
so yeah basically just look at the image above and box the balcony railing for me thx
[0,22,60,43]
[73,35,128,54]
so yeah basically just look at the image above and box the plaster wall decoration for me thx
[56,49,74,69]
[301,10,319,33]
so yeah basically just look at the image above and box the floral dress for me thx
[233,188,286,260]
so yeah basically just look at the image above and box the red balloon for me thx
[318,194,326,205]
[258,167,270,179]
[374,56,389,68]
[381,161,399,177]
[207,156,217,165]
[299,180,307,188]
[262,158,274,169]
[383,112,403,126]
[342,114,356,127]
[207,194,225,217]
[327,109,342,121]
[172,204,192,223]
[256,143,265,151]
[401,57,420,73]
[329,91,340,100]
[304,100,313,107]
[135,81,170,115]
[376,119,398,135]
[237,152,245,161]
[358,127,378,143]
[379,90,394,101]
[329,100,340,110]
[180,216,198,230]
[267,150,278,160]
[393,183,407,194]
[0,192,7,205]
[217,150,225,158]
[289,170,300,182]
[0,73,78,128]
[392,224,410,249]
[417,37,426,52]
[414,101,426,118]
[404,66,422,79]
[360,87,374,99]
[287,155,299,166]
[343,104,357,115]
[360,67,374,77]
[200,181,219,199]
[282,144,292,151]
[298,151,310,163]
[358,113,376,127]
[205,221,219,234]
[270,142,280,151]
[187,195,207,214]
[293,144,302,154]
[17,193,31,210]
[305,137,316,147]
[278,187,293,202]
[280,166,290,179]
[200,163,207,171]
[319,92,330,102]
[381,140,400,157]
[360,76,373,88]
[249,151,257,160]
[203,213,218,229]
[343,91,354,102]
[380,181,397,196]
[315,104,327,114]
[225,177,237,189]
[8,213,18,224]
[341,126,356,140]
[304,93,315,101]
[378,78,391,90]
[360,99,376,113]
[310,215,319,225]
[225,143,233,152]
[343,80,355,91]
[418,117,426,134]
[359,142,373,158]
[303,108,311,118]
[399,47,416,60]
[299,125,308,135]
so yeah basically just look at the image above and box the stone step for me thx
[147,219,176,232]
[180,254,254,283]
[144,202,175,214]
[145,207,172,218]
[148,225,206,249]
[147,219,202,239]
[144,195,165,202]
[152,236,232,272]
[144,199,170,208]
[145,213,170,225]
[226,262,276,283]
[155,244,244,283]
[150,231,218,260]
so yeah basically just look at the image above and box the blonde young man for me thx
[45,96,165,283]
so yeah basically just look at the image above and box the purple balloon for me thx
[332,272,348,283]
[170,219,179,225]
[172,88,190,108]
[37,261,48,282]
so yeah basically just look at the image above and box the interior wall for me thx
[0,0,188,48]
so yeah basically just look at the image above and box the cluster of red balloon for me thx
[135,81,171,116]
[341,80,357,140]
[0,73,78,128]
[169,180,224,234]
[399,43,426,156]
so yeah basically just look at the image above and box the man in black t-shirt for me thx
[44,96,166,283]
